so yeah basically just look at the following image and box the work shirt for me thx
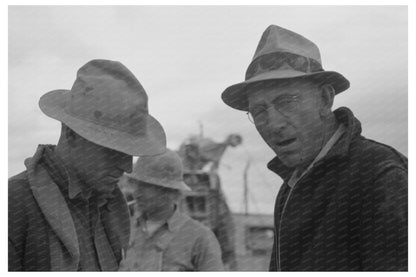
[41,146,118,271]
[119,209,224,271]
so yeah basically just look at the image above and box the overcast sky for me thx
[8,6,407,214]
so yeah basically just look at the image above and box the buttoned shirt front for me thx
[120,208,224,271]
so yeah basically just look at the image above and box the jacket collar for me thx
[267,107,362,181]
[166,207,188,233]
[41,145,94,200]
[24,145,130,269]
[41,145,115,209]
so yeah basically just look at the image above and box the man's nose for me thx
[264,107,288,130]
[134,191,143,199]
[119,155,133,173]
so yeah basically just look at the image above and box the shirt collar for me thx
[165,207,188,233]
[287,123,346,187]
[68,177,93,200]
[136,205,187,233]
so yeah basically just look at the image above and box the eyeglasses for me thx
[247,95,300,125]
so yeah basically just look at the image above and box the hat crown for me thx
[130,149,184,187]
[66,60,148,136]
[245,25,324,81]
[253,25,321,63]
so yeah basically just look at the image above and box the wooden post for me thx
[243,159,251,216]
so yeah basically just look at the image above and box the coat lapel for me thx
[100,187,131,263]
[25,150,80,270]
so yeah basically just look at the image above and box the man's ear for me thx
[319,84,335,117]
[62,124,78,146]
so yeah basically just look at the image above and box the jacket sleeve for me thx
[8,178,28,271]
[215,191,237,269]
[269,185,284,272]
[269,232,278,271]
[360,165,407,271]
[192,228,224,271]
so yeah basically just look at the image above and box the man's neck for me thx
[296,115,339,173]
[144,204,175,222]
[53,144,93,200]
[323,115,339,146]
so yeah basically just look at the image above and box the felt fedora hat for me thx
[39,59,166,156]
[126,149,191,191]
[221,25,350,111]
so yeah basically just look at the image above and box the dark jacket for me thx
[268,107,407,271]
[8,145,131,271]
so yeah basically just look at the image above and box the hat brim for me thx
[126,175,191,191]
[39,89,167,156]
[221,69,350,111]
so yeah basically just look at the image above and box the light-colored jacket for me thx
[120,209,224,271]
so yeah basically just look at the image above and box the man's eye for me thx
[279,98,292,104]
[275,97,298,110]
[275,97,294,105]
[251,107,266,117]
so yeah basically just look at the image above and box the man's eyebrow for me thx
[271,93,297,102]
[248,93,295,109]
[248,102,267,110]
[248,96,267,108]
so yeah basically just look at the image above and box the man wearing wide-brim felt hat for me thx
[8,59,167,271]
[221,25,407,271]
[119,149,224,271]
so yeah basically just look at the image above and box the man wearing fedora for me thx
[221,25,407,271]
[8,59,167,271]
[119,149,224,271]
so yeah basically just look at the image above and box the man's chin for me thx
[94,183,117,197]
[276,153,302,168]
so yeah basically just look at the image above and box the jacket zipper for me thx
[274,128,343,270]
[276,160,325,270]
[277,170,310,270]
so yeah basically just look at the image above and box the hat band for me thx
[245,52,323,80]
[64,105,147,136]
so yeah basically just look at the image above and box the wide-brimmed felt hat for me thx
[126,149,191,191]
[221,25,350,111]
[39,59,166,156]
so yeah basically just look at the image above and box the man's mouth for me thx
[102,176,121,185]
[107,172,124,180]
[276,138,297,147]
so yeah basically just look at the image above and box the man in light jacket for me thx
[119,149,224,271]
